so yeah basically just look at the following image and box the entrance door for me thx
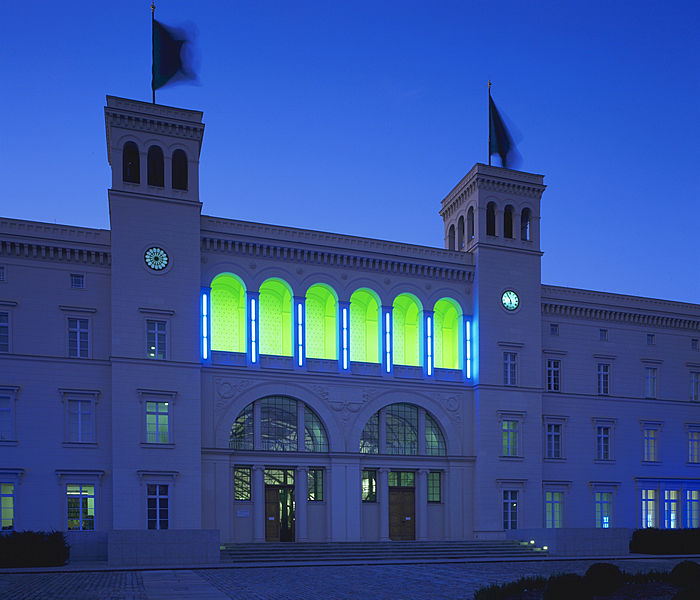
[264,469,296,542]
[388,471,415,540]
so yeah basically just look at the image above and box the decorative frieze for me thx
[0,240,110,266]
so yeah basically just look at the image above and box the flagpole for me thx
[487,80,492,166]
[151,2,156,104]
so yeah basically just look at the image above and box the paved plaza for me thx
[0,557,688,600]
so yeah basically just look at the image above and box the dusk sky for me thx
[1,1,698,303]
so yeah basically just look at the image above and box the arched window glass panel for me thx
[386,403,418,455]
[486,202,496,236]
[260,396,297,451]
[211,273,246,353]
[433,298,462,370]
[122,142,140,183]
[504,205,514,239]
[304,406,329,452]
[467,206,475,241]
[147,146,165,187]
[457,216,465,249]
[350,288,380,363]
[305,284,337,360]
[425,414,446,456]
[229,403,253,450]
[447,225,455,251]
[171,149,188,190]
[259,278,293,356]
[521,208,531,241]
[392,294,422,367]
[360,412,379,454]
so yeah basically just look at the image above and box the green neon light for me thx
[259,278,293,356]
[434,297,461,369]
[350,288,380,363]
[393,293,421,366]
[305,284,337,360]
[211,273,246,352]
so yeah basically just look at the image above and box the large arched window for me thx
[467,206,475,241]
[447,225,455,251]
[486,202,497,236]
[147,145,165,187]
[211,273,246,353]
[259,278,293,356]
[433,297,461,370]
[229,396,328,452]
[122,142,140,183]
[457,216,465,250]
[521,208,531,241]
[350,288,380,363]
[504,205,514,239]
[305,283,337,360]
[359,403,446,456]
[172,149,188,190]
[392,294,422,367]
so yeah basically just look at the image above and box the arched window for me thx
[486,202,496,236]
[350,288,380,363]
[359,403,446,456]
[467,206,475,241]
[122,142,140,183]
[433,297,462,370]
[392,294,422,367]
[147,145,164,187]
[211,273,246,353]
[259,278,293,356]
[229,396,328,452]
[457,216,465,250]
[504,205,514,239]
[172,149,188,190]
[447,225,455,250]
[305,283,337,360]
[521,208,531,241]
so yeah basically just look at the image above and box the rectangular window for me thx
[597,363,610,395]
[362,470,377,502]
[647,334,655,345]
[693,339,699,351]
[686,490,700,528]
[388,471,415,487]
[502,420,518,457]
[689,431,700,464]
[0,266,5,282]
[68,318,89,358]
[546,423,562,459]
[599,328,608,341]
[427,471,441,502]
[596,425,611,461]
[146,401,170,444]
[1,483,14,530]
[641,489,657,528]
[147,484,168,530]
[0,312,8,353]
[67,398,93,443]
[595,492,612,528]
[0,395,12,441]
[545,491,564,528]
[550,323,559,336]
[70,273,85,289]
[234,467,251,501]
[146,320,167,359]
[503,490,518,530]
[546,359,561,392]
[664,490,680,529]
[644,367,657,399]
[643,427,659,462]
[67,484,95,531]
[691,372,700,402]
[503,352,517,386]
[308,469,323,501]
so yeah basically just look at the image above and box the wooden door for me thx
[265,487,280,541]
[389,488,415,540]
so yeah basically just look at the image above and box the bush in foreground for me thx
[472,576,547,600]
[582,562,624,596]
[0,531,69,567]
[543,574,589,600]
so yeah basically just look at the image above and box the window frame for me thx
[544,488,566,529]
[147,483,170,530]
[641,487,658,528]
[0,308,12,354]
[138,389,176,447]
[641,422,662,463]
[503,352,518,386]
[66,315,91,359]
[146,318,168,360]
[362,469,377,502]
[546,358,561,392]
[544,418,565,460]
[597,363,611,395]
[687,425,700,465]
[60,388,99,446]
[594,419,615,462]
[690,371,700,402]
[307,468,324,502]
[0,386,20,444]
[644,366,658,399]
[233,466,252,501]
[499,412,524,459]
[0,469,23,532]
[70,273,85,289]
[599,328,608,342]
[427,471,441,503]
[594,490,613,528]
[502,489,518,530]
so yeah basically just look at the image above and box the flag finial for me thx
[151,2,155,14]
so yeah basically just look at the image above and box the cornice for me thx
[0,238,111,267]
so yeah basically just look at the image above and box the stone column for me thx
[417,468,428,540]
[379,467,390,541]
[295,466,308,541]
[253,465,265,542]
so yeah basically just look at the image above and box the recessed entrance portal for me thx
[264,469,295,542]
[388,471,415,540]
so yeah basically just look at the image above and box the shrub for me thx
[630,528,700,554]
[583,562,624,596]
[670,560,700,589]
[472,575,547,600]
[0,531,70,567]
[543,573,590,600]
[672,589,699,600]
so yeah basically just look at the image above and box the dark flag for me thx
[488,92,520,170]
[152,18,196,95]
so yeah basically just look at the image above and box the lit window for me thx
[425,414,446,456]
[545,491,564,528]
[644,367,658,399]
[689,431,700,464]
[503,352,517,386]
[502,420,518,457]
[503,490,518,530]
[359,413,379,454]
[0,312,7,353]
[1,483,14,530]
[70,274,85,289]
[550,323,559,336]
[647,334,655,345]
[66,398,94,443]
[386,403,418,455]
[361,470,377,502]
[234,467,251,501]
[595,492,612,528]
[596,425,612,461]
[68,318,89,358]
[641,489,657,528]
[690,372,700,402]
[146,320,167,359]
[427,471,441,502]
[686,490,700,528]
[67,484,95,530]
[146,401,170,444]
[643,427,659,462]
[388,471,414,488]
[546,359,561,392]
[546,423,562,459]
[599,329,608,341]
[308,469,324,501]
[664,490,680,529]
[597,363,610,395]
[147,484,168,530]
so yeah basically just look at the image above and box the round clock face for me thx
[501,290,520,311]
[144,247,169,271]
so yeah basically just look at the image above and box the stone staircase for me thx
[220,540,548,565]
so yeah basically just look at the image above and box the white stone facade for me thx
[1,96,699,558]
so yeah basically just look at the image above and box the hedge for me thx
[0,531,70,567]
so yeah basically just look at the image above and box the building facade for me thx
[1,97,699,556]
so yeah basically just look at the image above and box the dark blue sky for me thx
[1,1,698,302]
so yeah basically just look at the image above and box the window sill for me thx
[544,457,566,462]
[641,460,661,465]
[594,459,616,465]
[62,442,98,448]
[499,456,523,461]
[0,440,18,447]
[687,462,700,466]
[141,442,175,449]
